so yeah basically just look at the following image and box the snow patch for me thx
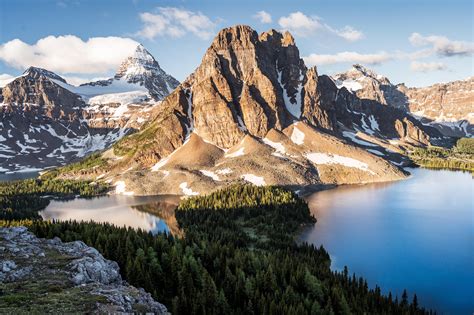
[368,115,380,131]
[225,147,245,158]
[151,156,170,171]
[367,149,385,156]
[342,131,378,147]
[88,90,149,106]
[216,168,233,175]
[115,181,134,196]
[236,115,247,132]
[277,66,302,118]
[185,90,194,139]
[241,174,266,186]
[179,182,199,196]
[360,116,374,135]
[305,152,375,174]
[200,170,220,181]
[290,126,305,145]
[262,138,286,154]
[335,79,363,93]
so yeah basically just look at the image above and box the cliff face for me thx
[0,226,168,314]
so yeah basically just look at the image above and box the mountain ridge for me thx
[0,44,179,172]
[332,65,473,137]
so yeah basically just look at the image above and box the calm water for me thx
[0,171,39,182]
[300,168,473,314]
[40,195,181,235]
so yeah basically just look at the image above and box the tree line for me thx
[0,178,109,220]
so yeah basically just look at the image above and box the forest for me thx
[0,178,109,220]
[0,184,429,314]
[410,137,474,172]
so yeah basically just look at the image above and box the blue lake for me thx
[300,168,473,314]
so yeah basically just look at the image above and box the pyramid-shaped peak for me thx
[133,44,153,57]
[23,66,67,83]
[129,44,157,64]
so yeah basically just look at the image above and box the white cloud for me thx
[278,12,321,37]
[409,33,474,57]
[253,10,272,24]
[333,26,364,42]
[0,36,139,74]
[410,61,447,72]
[278,11,363,41]
[0,73,16,87]
[304,51,392,66]
[137,7,217,40]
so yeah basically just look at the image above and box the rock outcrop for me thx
[0,226,168,314]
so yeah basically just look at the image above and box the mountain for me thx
[0,45,178,173]
[64,25,451,196]
[333,65,473,137]
[80,44,179,102]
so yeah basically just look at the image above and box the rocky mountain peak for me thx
[77,43,181,101]
[22,66,67,83]
[210,25,259,51]
[338,64,391,85]
[282,31,296,47]
[115,44,161,80]
[179,25,312,148]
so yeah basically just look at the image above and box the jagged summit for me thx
[22,66,67,83]
[80,44,179,101]
[115,44,162,80]
[334,64,391,86]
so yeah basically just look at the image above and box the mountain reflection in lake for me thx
[40,195,181,235]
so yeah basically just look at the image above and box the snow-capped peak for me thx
[106,44,180,100]
[22,66,67,83]
[114,44,161,81]
[333,64,392,92]
[78,44,179,101]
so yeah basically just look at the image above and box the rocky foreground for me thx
[0,227,168,314]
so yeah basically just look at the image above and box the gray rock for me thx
[0,226,169,314]
[2,260,16,272]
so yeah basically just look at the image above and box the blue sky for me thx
[0,0,472,87]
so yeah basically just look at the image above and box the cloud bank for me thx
[137,7,217,40]
[0,35,139,74]
[278,12,364,42]
[304,51,392,66]
[409,33,474,57]
[410,61,447,72]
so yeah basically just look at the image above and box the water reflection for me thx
[0,171,39,182]
[300,168,474,314]
[40,195,181,235]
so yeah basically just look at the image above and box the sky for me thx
[0,0,472,87]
